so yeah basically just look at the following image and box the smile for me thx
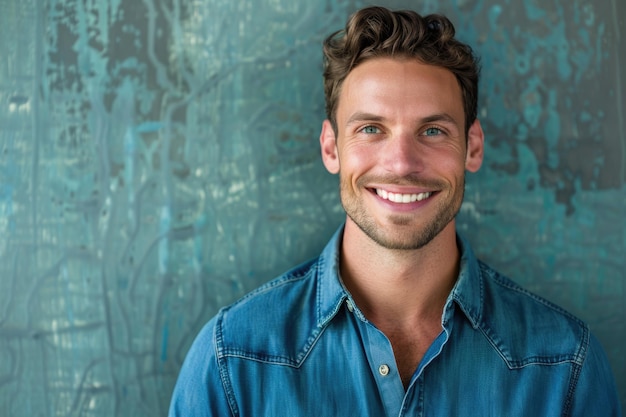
[375,189,432,203]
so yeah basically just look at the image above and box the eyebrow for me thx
[421,113,460,126]
[345,112,386,126]
[345,111,461,127]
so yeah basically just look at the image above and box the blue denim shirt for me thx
[169,227,621,416]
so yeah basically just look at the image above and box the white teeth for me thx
[376,189,432,203]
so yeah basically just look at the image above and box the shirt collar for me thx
[447,233,484,329]
[316,225,351,327]
[315,225,485,329]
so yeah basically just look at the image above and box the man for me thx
[170,6,621,416]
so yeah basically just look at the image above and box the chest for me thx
[226,322,574,417]
[385,323,443,387]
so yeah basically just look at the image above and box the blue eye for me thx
[362,125,380,134]
[424,127,442,136]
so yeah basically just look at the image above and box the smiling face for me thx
[320,57,484,250]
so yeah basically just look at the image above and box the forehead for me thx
[337,57,464,123]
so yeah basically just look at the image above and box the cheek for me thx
[428,152,467,181]
[338,144,374,172]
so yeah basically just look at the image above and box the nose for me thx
[381,130,425,176]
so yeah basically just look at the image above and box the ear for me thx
[320,119,340,174]
[465,119,484,173]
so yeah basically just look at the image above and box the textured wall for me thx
[0,0,623,415]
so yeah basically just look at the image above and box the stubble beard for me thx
[340,175,466,251]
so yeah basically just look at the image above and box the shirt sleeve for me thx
[569,332,622,417]
[168,317,233,417]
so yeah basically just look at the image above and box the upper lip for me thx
[368,185,435,194]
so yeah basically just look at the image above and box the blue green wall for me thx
[0,0,624,415]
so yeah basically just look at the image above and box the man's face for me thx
[320,57,484,250]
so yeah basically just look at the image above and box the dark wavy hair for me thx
[323,6,480,134]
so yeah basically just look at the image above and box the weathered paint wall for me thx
[0,0,623,415]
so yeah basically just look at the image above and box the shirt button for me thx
[378,364,390,376]
[346,300,354,313]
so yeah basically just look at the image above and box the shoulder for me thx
[214,257,330,365]
[228,257,319,308]
[476,260,589,367]
[191,227,346,366]
[476,262,621,415]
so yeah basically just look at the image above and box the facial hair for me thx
[339,173,465,251]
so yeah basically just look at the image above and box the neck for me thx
[340,219,460,325]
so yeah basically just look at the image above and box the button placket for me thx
[350,309,406,417]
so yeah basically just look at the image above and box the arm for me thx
[569,332,622,417]
[168,318,233,417]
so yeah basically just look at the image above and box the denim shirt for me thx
[169,227,621,417]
